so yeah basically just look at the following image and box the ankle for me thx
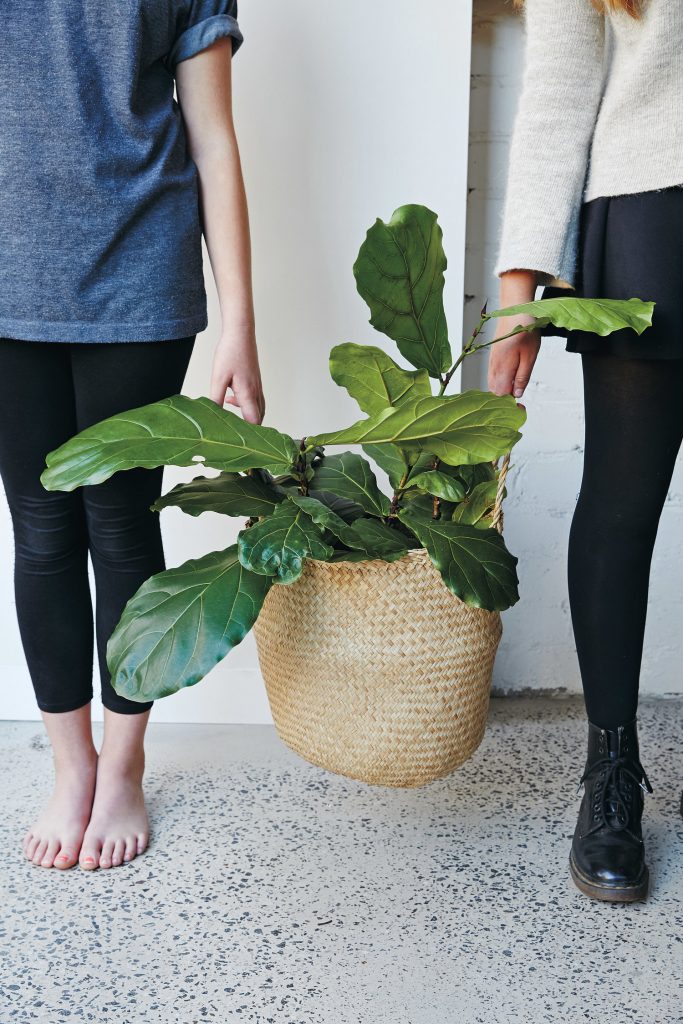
[53,746,98,778]
[97,745,145,782]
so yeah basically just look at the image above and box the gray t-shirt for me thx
[0,1,243,343]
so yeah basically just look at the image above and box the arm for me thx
[489,0,605,399]
[495,0,606,286]
[176,37,265,424]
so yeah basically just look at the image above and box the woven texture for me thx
[254,548,503,788]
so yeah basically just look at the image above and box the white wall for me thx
[466,0,683,698]
[0,0,474,722]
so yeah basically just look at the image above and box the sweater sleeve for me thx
[494,0,606,288]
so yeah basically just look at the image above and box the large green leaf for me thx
[407,470,466,502]
[288,494,356,540]
[451,479,501,527]
[106,545,271,702]
[290,494,412,562]
[490,297,654,337]
[457,462,496,490]
[330,343,432,416]
[41,395,299,492]
[353,205,452,377]
[152,472,286,518]
[310,392,525,467]
[308,489,366,523]
[342,517,414,561]
[237,501,333,583]
[399,490,457,523]
[311,452,391,517]
[398,505,519,611]
[361,443,409,490]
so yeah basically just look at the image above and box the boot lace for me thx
[577,756,653,839]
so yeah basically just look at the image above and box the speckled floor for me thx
[0,698,680,1024]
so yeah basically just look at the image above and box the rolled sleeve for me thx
[168,1,243,71]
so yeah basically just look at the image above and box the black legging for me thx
[0,336,195,715]
[568,351,683,728]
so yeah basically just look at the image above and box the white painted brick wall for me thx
[466,0,683,697]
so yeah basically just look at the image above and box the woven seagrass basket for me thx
[253,455,510,788]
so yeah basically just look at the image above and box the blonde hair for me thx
[514,0,640,16]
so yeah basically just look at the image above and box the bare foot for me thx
[79,750,149,870]
[23,754,98,870]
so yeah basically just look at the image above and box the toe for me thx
[136,833,149,855]
[24,834,38,861]
[32,839,48,866]
[123,836,137,862]
[79,836,101,871]
[111,839,125,867]
[55,839,80,870]
[99,839,115,869]
[41,838,61,868]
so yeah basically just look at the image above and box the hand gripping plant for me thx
[41,205,653,707]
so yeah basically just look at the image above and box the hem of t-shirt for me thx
[0,312,208,344]
[169,15,243,70]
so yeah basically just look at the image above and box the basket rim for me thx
[273,547,503,619]
[306,546,428,573]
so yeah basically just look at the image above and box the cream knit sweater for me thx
[495,0,683,288]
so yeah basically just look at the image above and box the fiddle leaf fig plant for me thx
[40,204,654,702]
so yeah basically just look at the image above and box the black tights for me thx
[568,352,683,728]
[0,336,195,715]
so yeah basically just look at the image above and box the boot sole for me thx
[569,852,649,903]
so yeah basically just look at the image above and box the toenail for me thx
[83,857,95,863]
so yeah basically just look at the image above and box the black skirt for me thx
[542,185,683,359]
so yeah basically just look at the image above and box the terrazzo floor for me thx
[0,697,681,1024]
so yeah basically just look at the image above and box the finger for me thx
[208,382,226,406]
[249,388,265,423]
[237,393,263,425]
[488,351,519,397]
[512,347,539,399]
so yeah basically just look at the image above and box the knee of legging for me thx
[573,494,662,546]
[85,498,163,571]
[9,491,88,572]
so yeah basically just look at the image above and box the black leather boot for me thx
[569,719,653,902]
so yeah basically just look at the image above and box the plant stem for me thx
[296,438,309,496]
[430,455,441,520]
[440,306,541,395]
[440,312,488,394]
[389,468,411,518]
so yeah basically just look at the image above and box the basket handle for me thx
[490,452,511,535]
